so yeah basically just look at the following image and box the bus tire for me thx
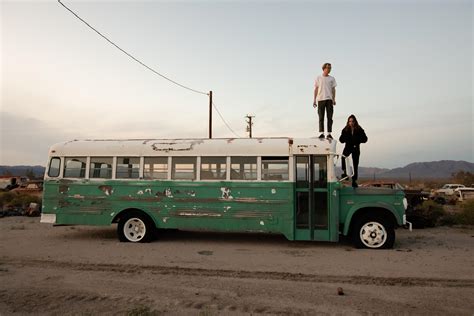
[351,215,395,249]
[117,211,155,243]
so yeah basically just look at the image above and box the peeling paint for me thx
[110,212,115,217]
[220,187,233,200]
[172,211,222,217]
[271,189,276,194]
[223,206,232,213]
[145,188,152,194]
[137,190,144,195]
[150,140,203,152]
[99,185,114,196]
[59,185,69,194]
[165,188,173,198]
[71,194,85,199]
[163,217,169,223]
[259,221,265,226]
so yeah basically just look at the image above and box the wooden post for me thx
[209,91,213,139]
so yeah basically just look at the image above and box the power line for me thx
[212,102,242,138]
[57,0,208,96]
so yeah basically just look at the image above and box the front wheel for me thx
[351,215,395,249]
[118,211,155,243]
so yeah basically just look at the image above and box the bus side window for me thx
[201,157,226,180]
[90,157,113,179]
[116,157,140,179]
[48,157,61,177]
[144,157,168,180]
[262,157,289,181]
[172,157,196,180]
[230,157,257,180]
[64,157,87,178]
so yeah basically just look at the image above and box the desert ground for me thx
[0,217,473,315]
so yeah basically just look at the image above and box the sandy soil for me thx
[0,217,473,315]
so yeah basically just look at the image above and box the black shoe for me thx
[341,173,348,179]
[352,181,358,188]
[326,134,333,140]
[318,133,325,139]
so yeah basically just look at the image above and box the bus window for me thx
[230,157,257,180]
[116,157,140,179]
[172,157,196,180]
[201,157,226,180]
[296,156,309,188]
[313,156,327,188]
[64,157,86,178]
[144,157,168,180]
[262,157,289,181]
[90,157,112,179]
[48,157,61,177]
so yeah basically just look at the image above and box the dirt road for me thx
[1,217,473,315]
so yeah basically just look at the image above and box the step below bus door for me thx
[294,155,331,241]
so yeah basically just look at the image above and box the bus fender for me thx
[342,202,402,236]
[111,208,159,228]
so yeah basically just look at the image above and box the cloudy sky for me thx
[1,0,472,168]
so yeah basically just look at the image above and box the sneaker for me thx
[318,133,325,139]
[326,134,333,140]
[352,180,358,188]
[341,173,348,179]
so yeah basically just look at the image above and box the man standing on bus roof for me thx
[313,63,337,140]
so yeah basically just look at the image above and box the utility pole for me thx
[208,91,213,139]
[245,114,255,138]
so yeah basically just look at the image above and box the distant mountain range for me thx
[356,160,474,179]
[0,165,45,178]
[1,160,473,180]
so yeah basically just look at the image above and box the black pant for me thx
[317,99,333,133]
[342,152,360,181]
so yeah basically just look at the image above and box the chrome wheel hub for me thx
[124,218,146,242]
[360,221,387,248]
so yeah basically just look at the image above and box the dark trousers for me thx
[342,152,360,181]
[317,99,333,133]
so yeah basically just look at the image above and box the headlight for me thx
[403,198,408,210]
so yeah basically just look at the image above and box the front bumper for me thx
[40,213,56,224]
[403,214,412,231]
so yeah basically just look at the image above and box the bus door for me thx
[294,155,329,241]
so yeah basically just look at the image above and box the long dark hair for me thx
[344,114,361,132]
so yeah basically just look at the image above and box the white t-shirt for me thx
[315,75,337,101]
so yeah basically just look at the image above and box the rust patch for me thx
[233,212,273,219]
[59,185,69,194]
[58,200,71,208]
[98,185,114,196]
[170,210,222,218]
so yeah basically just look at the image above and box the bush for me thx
[0,192,16,208]
[456,200,474,225]
[0,192,41,209]
[415,200,447,227]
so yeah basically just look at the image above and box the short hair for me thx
[322,63,332,70]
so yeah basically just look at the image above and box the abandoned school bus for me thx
[41,137,410,249]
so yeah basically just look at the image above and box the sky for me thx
[1,0,473,168]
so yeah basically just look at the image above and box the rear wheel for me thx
[118,211,155,243]
[351,215,395,249]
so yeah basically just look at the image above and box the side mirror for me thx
[340,154,355,181]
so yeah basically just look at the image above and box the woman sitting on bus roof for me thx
[339,114,368,188]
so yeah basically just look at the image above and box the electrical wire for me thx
[59,0,243,137]
[57,0,208,95]
[212,102,243,138]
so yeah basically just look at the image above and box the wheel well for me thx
[112,208,155,225]
[349,207,397,234]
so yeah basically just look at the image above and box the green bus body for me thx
[41,138,408,247]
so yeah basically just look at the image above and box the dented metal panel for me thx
[42,179,294,239]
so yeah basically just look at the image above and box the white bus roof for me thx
[49,137,337,157]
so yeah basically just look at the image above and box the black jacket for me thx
[339,127,368,156]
